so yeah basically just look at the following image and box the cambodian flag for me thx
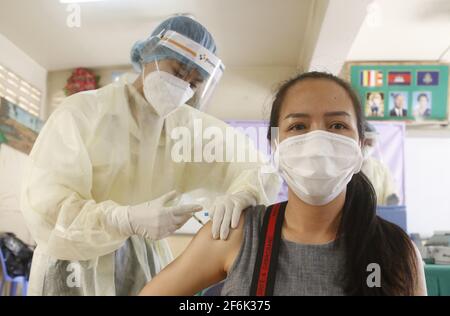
[388,72,411,86]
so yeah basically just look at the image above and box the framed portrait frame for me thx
[343,61,450,125]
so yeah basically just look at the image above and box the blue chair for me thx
[376,205,407,232]
[0,247,28,296]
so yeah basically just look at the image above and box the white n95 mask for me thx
[143,71,194,117]
[275,130,363,206]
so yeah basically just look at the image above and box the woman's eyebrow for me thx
[284,113,310,120]
[324,111,351,117]
[284,111,351,120]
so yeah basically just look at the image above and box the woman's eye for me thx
[330,123,347,130]
[288,123,307,131]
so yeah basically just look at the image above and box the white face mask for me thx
[143,71,194,117]
[275,130,363,206]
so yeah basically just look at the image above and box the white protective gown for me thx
[361,157,398,206]
[21,75,281,296]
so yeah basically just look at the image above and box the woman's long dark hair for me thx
[268,72,418,295]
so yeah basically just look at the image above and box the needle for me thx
[193,214,205,226]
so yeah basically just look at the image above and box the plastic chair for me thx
[0,247,28,296]
[376,205,407,232]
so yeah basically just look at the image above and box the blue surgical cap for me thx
[130,15,217,73]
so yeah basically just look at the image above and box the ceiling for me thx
[348,0,450,61]
[0,0,314,71]
[1,0,448,73]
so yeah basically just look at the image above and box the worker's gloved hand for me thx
[111,191,202,240]
[210,191,257,240]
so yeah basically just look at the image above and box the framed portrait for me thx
[344,62,449,124]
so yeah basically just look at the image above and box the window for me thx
[0,64,41,117]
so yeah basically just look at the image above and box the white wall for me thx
[206,66,297,120]
[0,144,34,245]
[405,132,450,236]
[46,65,132,119]
[0,34,47,245]
[0,33,47,119]
[347,0,450,62]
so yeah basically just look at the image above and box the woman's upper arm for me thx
[413,244,428,296]
[139,216,245,296]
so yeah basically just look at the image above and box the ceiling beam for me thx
[297,0,329,72]
[302,0,372,75]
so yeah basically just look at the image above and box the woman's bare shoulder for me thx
[191,214,246,273]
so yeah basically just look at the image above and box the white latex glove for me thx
[110,191,203,240]
[210,191,257,240]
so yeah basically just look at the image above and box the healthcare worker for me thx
[21,16,280,296]
[361,122,399,205]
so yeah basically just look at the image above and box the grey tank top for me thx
[221,205,346,296]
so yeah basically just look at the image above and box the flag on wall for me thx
[417,71,439,86]
[388,72,411,86]
[360,70,383,87]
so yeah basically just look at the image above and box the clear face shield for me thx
[363,131,378,159]
[141,30,225,115]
